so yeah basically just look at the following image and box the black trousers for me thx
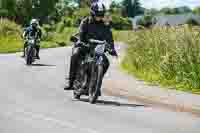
[67,46,110,86]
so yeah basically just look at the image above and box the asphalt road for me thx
[0,47,200,133]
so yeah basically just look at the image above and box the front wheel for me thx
[89,65,104,104]
[26,46,33,65]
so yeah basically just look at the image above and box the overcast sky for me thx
[101,0,200,9]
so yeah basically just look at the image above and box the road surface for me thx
[0,47,199,133]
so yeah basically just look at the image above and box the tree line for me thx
[111,0,200,17]
[0,0,200,26]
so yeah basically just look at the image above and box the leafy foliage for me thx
[193,7,200,15]
[111,14,132,30]
[160,6,192,15]
[137,15,153,27]
[186,18,200,26]
[122,0,144,17]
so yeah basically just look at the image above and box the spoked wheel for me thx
[89,65,103,104]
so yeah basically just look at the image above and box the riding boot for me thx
[22,43,26,58]
[36,45,40,59]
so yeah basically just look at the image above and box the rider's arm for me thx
[37,28,42,40]
[79,18,88,44]
[105,26,118,56]
[22,28,28,39]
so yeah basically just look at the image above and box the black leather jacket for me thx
[23,26,42,40]
[79,17,115,50]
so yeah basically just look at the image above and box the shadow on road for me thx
[31,64,56,67]
[78,98,146,108]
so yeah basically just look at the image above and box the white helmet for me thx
[30,19,39,27]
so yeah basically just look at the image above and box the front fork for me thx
[89,55,104,95]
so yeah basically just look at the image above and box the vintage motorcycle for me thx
[70,36,113,104]
[25,37,38,65]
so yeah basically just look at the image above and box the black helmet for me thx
[91,2,106,17]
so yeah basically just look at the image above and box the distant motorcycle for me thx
[70,36,113,104]
[25,37,38,65]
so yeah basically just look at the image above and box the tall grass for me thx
[0,19,23,53]
[122,26,200,94]
[113,30,132,43]
[41,27,78,48]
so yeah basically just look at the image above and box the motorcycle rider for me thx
[64,2,118,90]
[22,19,42,59]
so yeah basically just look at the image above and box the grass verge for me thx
[121,26,200,94]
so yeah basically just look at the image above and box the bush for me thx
[111,15,132,30]
[64,17,74,27]
[0,9,9,17]
[42,24,56,32]
[62,17,74,27]
[56,22,66,33]
[41,27,78,48]
[137,15,153,27]
[72,8,90,27]
[0,18,22,36]
[186,18,199,26]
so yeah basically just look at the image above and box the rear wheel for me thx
[89,65,103,104]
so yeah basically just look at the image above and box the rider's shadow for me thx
[78,98,146,108]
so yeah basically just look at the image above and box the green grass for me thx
[113,30,132,43]
[41,27,78,49]
[0,35,23,53]
[121,26,200,94]
[0,19,78,53]
[0,18,128,53]
[0,19,23,53]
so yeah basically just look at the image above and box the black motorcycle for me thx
[70,36,113,104]
[25,37,38,65]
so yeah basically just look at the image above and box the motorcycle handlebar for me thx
[71,35,114,54]
[88,39,106,44]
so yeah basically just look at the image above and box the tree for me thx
[32,0,59,19]
[186,18,199,26]
[145,8,159,15]
[177,6,192,13]
[160,7,173,14]
[110,1,122,9]
[193,7,200,14]
[14,0,59,24]
[160,6,192,15]
[15,0,33,24]
[110,0,122,16]
[122,0,143,18]
[78,0,91,8]
[0,0,16,18]
[137,15,153,27]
